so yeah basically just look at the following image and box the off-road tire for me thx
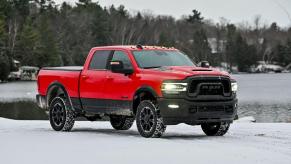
[49,97,75,131]
[201,122,230,136]
[136,100,166,138]
[110,115,134,130]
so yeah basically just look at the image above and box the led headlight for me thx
[161,83,188,94]
[231,82,238,92]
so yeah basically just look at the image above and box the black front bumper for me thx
[158,98,237,125]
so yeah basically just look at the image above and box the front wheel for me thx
[110,115,134,130]
[201,122,230,136]
[49,97,75,131]
[136,100,166,138]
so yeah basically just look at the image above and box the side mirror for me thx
[110,61,134,75]
[199,61,210,68]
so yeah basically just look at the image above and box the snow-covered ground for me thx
[0,118,290,164]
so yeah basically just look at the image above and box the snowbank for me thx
[236,116,256,123]
[0,118,290,164]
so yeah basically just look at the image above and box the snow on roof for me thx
[20,66,39,70]
[13,60,20,64]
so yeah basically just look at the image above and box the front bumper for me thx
[158,98,237,125]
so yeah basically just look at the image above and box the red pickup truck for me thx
[36,45,238,138]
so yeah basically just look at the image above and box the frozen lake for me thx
[0,73,291,122]
[233,73,291,104]
[0,81,37,102]
[232,73,291,122]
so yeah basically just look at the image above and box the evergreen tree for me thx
[158,32,175,47]
[15,18,39,66]
[225,24,237,71]
[136,12,142,20]
[91,3,110,45]
[0,0,12,18]
[276,39,291,66]
[0,15,10,81]
[37,14,61,67]
[234,35,257,72]
[191,29,211,62]
[270,22,279,32]
[276,44,286,65]
[187,9,204,24]
[287,39,291,65]
[57,2,74,66]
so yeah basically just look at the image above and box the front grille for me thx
[199,83,223,95]
[188,77,231,96]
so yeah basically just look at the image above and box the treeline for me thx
[0,0,291,80]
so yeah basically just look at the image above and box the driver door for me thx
[104,50,136,104]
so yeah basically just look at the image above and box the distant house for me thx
[20,66,39,80]
[255,61,284,73]
[8,60,39,81]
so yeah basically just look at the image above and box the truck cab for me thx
[36,45,238,138]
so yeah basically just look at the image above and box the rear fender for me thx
[46,81,75,111]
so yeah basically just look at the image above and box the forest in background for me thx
[0,0,291,81]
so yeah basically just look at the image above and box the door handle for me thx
[106,76,114,80]
[81,75,89,79]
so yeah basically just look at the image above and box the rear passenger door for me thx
[79,50,112,112]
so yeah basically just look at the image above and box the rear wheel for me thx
[49,97,75,131]
[136,100,166,138]
[110,115,134,130]
[201,122,230,136]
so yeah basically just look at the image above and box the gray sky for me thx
[55,0,291,27]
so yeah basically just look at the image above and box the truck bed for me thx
[42,66,83,71]
[37,67,83,98]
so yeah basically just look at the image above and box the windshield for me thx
[132,50,195,68]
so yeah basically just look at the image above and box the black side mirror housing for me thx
[200,61,210,68]
[110,61,134,75]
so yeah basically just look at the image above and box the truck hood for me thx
[140,66,230,80]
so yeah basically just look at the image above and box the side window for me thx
[89,50,111,70]
[111,51,133,69]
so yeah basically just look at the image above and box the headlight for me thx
[231,82,238,92]
[161,83,188,94]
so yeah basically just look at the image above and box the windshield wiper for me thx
[142,66,162,69]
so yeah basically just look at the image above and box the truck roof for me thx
[91,45,178,51]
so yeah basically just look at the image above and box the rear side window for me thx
[89,50,111,70]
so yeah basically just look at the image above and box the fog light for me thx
[168,104,179,109]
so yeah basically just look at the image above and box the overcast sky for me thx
[55,0,291,27]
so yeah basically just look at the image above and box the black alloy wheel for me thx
[136,100,166,138]
[49,97,75,131]
[139,106,155,132]
[51,102,65,127]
